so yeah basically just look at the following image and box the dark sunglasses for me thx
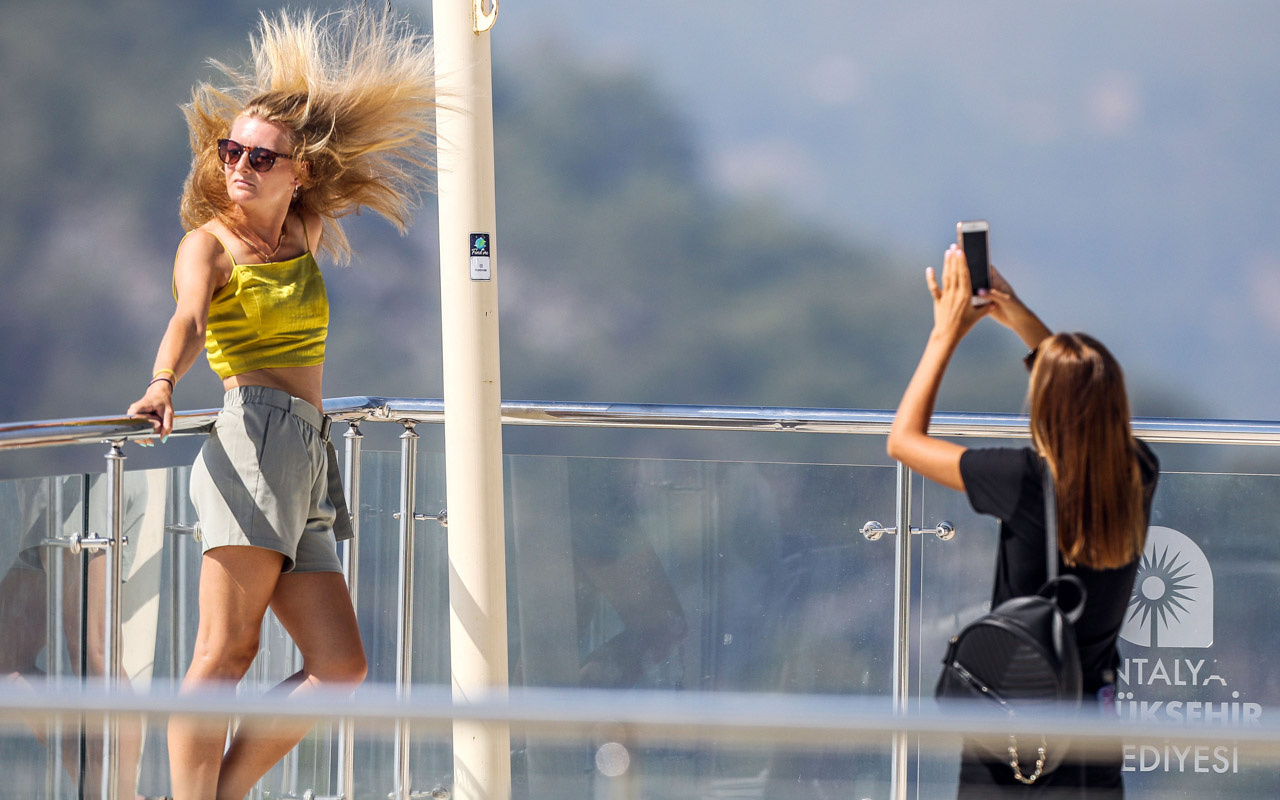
[216,138,293,173]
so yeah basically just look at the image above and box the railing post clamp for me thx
[164,522,201,541]
[41,532,129,555]
[392,509,448,527]
[860,520,955,541]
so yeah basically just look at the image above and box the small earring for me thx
[292,185,301,201]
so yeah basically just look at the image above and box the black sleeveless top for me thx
[959,439,1159,693]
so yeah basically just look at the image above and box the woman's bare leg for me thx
[213,569,365,800]
[169,547,285,800]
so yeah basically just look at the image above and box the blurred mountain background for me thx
[2,0,1277,450]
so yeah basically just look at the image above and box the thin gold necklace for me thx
[230,222,285,263]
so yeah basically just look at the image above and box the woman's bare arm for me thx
[126,232,226,437]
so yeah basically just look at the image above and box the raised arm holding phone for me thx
[887,226,1159,797]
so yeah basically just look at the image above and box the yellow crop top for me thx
[179,227,329,380]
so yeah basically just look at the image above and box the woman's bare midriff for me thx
[224,364,324,411]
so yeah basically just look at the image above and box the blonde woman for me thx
[126,9,437,798]
[887,245,1159,796]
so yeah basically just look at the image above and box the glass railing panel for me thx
[146,466,202,798]
[0,475,73,798]
[0,455,446,800]
[1114,469,1280,797]
[7,420,1280,799]
[350,447,453,796]
[917,459,1280,798]
[505,454,898,797]
[0,470,176,798]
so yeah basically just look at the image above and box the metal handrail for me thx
[6,396,1280,451]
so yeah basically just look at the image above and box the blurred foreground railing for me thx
[4,684,1280,762]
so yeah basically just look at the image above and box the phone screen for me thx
[962,229,990,295]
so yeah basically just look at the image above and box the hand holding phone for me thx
[957,220,991,306]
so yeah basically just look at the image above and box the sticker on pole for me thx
[470,233,492,280]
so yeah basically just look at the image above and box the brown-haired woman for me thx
[886,244,1158,796]
[126,8,437,799]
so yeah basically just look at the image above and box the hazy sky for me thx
[484,0,1280,420]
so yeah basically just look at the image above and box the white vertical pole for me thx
[394,424,421,799]
[432,2,511,799]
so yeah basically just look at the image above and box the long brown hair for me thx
[1029,333,1145,569]
[179,6,438,263]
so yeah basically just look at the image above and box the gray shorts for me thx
[190,387,352,574]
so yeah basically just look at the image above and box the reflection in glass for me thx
[507,455,897,798]
[0,471,158,798]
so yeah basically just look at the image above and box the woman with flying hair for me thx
[127,7,436,798]
[886,242,1159,797]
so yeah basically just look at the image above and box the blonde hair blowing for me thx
[180,6,437,263]
[1029,332,1146,570]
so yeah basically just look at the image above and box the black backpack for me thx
[935,463,1085,784]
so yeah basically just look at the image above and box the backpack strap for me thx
[1041,574,1087,624]
[1040,459,1088,624]
[1042,458,1058,581]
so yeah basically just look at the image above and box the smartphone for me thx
[957,220,991,305]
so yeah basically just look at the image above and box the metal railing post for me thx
[46,476,66,800]
[394,423,420,800]
[433,1,512,798]
[102,442,126,800]
[169,468,192,697]
[338,421,363,800]
[79,474,90,798]
[889,461,912,800]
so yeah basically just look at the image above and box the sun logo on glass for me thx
[1127,545,1198,649]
